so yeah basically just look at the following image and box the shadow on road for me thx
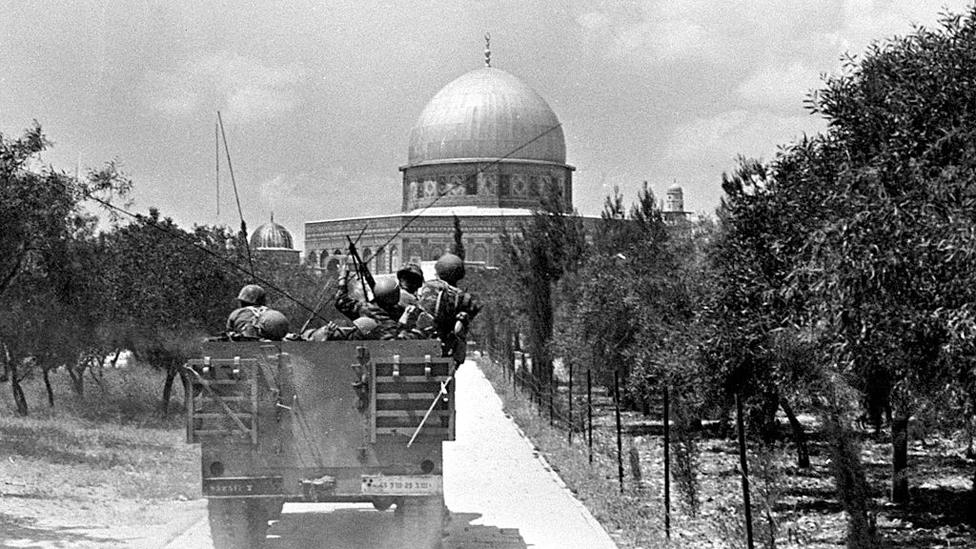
[443,512,528,549]
[0,512,121,548]
[264,505,528,549]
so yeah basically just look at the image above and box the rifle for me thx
[346,235,376,302]
[299,224,369,333]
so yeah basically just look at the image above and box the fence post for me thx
[663,384,671,540]
[736,392,755,549]
[568,361,573,445]
[587,368,593,465]
[614,369,624,493]
[549,377,554,427]
[512,351,518,393]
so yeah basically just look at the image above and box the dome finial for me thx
[484,33,491,67]
[270,211,274,223]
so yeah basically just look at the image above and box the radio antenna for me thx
[217,111,255,279]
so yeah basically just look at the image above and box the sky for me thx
[2,1,972,250]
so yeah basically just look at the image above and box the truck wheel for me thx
[396,495,445,549]
[263,498,285,522]
[208,498,270,549]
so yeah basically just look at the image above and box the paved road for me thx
[166,360,617,549]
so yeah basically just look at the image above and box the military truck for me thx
[183,339,455,548]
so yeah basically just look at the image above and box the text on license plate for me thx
[203,476,283,497]
[361,475,442,495]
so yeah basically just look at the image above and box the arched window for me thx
[408,245,423,264]
[473,245,487,264]
[374,247,385,274]
[389,245,400,271]
[306,250,318,267]
[362,247,373,272]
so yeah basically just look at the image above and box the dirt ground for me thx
[0,369,205,549]
[0,423,205,548]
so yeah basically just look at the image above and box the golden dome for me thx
[407,67,566,166]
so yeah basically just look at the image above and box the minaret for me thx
[484,33,491,67]
[665,184,684,213]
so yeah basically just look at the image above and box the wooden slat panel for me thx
[194,395,247,402]
[375,363,450,377]
[375,393,435,400]
[193,430,252,436]
[376,416,451,428]
[375,410,451,418]
[375,427,450,436]
[375,375,450,383]
[374,357,450,365]
[375,399,448,411]
[189,359,259,366]
[374,382,445,393]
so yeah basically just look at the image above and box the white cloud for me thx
[576,3,721,63]
[574,0,836,66]
[736,62,825,111]
[664,109,825,166]
[144,51,304,123]
[825,0,973,56]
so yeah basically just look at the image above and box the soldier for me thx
[396,263,425,295]
[416,253,481,364]
[304,317,381,341]
[334,265,401,339]
[227,284,267,339]
[226,284,291,341]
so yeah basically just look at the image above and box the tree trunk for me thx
[760,391,780,443]
[823,410,879,549]
[42,368,55,407]
[9,361,28,416]
[970,466,976,528]
[67,366,84,396]
[161,362,178,416]
[891,415,910,504]
[780,398,810,468]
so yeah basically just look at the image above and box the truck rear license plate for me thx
[203,476,284,497]
[361,475,442,495]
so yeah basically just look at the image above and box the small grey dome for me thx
[250,218,294,249]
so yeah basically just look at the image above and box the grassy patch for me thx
[2,365,187,427]
[0,367,199,501]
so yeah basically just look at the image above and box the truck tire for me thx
[208,498,270,549]
[396,495,445,549]
[263,498,285,523]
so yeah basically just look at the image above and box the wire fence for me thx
[480,342,656,490]
[477,340,762,548]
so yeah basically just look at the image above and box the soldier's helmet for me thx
[256,309,289,340]
[352,316,379,338]
[237,284,267,306]
[435,253,465,285]
[372,277,401,309]
[396,263,425,292]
